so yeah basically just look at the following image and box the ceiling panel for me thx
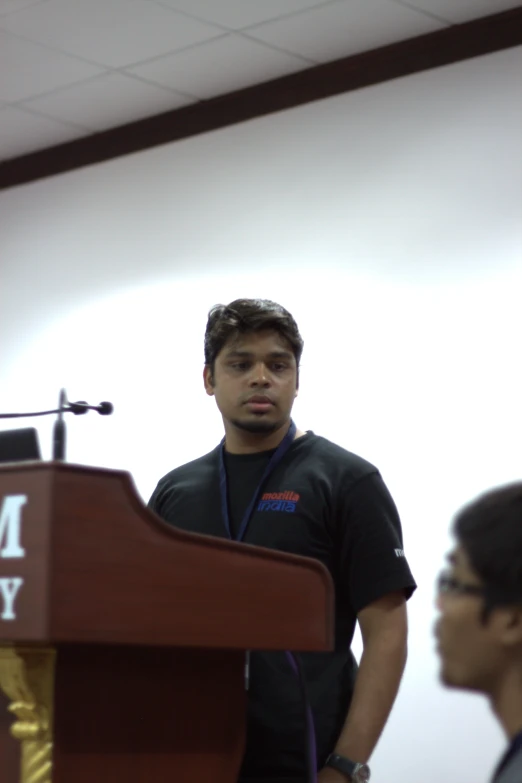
[0,0,46,15]
[246,0,447,63]
[0,0,518,164]
[128,34,313,100]
[0,105,88,160]
[154,0,335,30]
[22,72,194,132]
[395,0,522,24]
[0,28,103,102]
[0,0,225,68]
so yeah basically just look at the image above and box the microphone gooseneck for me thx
[0,389,114,463]
[0,396,115,420]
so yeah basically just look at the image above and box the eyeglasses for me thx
[436,571,486,598]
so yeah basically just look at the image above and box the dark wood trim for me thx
[1,7,521,191]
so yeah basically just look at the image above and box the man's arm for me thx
[319,590,408,781]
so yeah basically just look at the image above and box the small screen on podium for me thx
[0,428,41,463]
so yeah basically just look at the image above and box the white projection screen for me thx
[1,45,521,783]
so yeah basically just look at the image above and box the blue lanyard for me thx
[218,419,297,542]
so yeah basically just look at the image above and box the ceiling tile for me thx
[0,0,46,14]
[0,105,88,160]
[0,28,103,102]
[154,0,335,30]
[127,34,311,100]
[0,0,225,68]
[245,0,447,63]
[22,72,194,132]
[393,0,522,24]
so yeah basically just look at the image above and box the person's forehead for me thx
[448,545,480,580]
[222,330,292,354]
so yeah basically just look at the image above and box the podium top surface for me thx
[0,462,334,651]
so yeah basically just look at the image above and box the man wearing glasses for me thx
[435,482,522,783]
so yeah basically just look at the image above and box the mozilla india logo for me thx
[258,491,300,513]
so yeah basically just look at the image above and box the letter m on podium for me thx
[0,495,27,559]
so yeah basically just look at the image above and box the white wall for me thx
[1,45,521,783]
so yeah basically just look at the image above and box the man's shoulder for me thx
[156,447,219,488]
[148,447,222,525]
[301,432,379,482]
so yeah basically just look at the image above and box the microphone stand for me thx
[52,388,67,461]
[0,389,113,463]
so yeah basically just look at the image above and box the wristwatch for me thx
[325,752,371,782]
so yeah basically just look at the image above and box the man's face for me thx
[203,330,298,435]
[435,546,508,694]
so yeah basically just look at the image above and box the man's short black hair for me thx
[204,298,304,377]
[454,482,522,609]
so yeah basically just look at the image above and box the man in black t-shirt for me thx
[149,298,416,783]
[435,484,522,783]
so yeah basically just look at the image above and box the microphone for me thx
[0,397,115,419]
[0,389,114,463]
[67,400,114,416]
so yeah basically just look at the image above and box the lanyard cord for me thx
[218,420,318,782]
[218,419,297,542]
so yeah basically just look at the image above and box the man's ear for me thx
[497,607,522,649]
[203,365,215,397]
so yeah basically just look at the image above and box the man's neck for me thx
[490,667,522,740]
[223,420,305,454]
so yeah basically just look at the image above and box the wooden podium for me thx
[0,462,334,783]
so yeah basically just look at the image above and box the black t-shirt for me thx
[492,731,522,783]
[223,448,274,539]
[149,432,416,779]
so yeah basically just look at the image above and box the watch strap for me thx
[325,752,357,777]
